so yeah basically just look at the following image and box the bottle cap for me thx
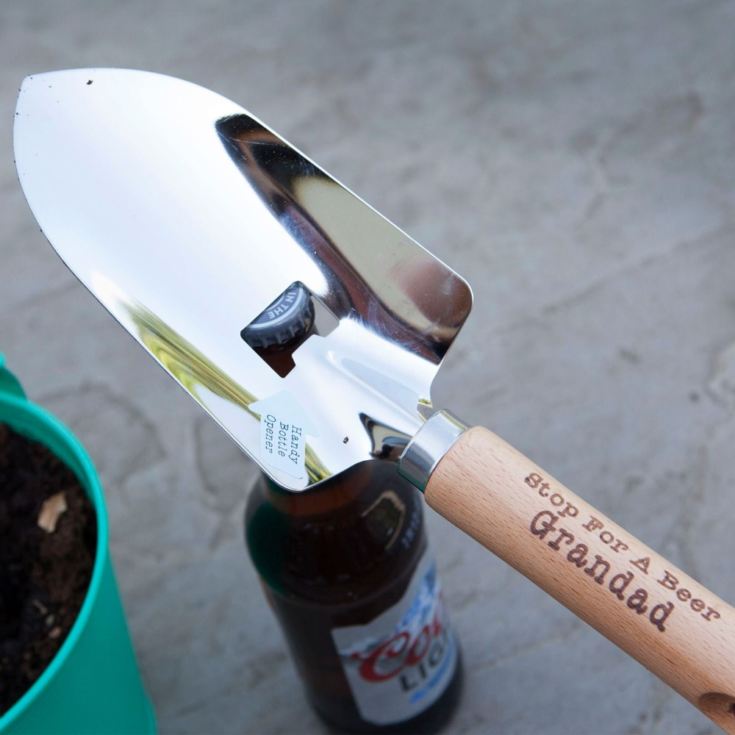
[241,282,315,349]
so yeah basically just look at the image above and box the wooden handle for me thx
[425,427,735,733]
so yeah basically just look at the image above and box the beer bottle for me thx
[243,284,463,732]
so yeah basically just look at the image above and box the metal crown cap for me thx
[241,282,315,349]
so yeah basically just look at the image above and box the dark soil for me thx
[0,422,96,715]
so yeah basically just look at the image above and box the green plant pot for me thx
[0,355,156,735]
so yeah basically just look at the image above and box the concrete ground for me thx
[2,2,734,733]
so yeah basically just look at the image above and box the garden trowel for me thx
[13,68,735,731]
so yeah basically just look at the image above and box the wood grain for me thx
[425,427,735,733]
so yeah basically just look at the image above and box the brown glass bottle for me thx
[243,284,462,732]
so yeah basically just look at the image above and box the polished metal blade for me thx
[14,68,472,490]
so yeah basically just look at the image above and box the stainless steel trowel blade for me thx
[14,68,472,490]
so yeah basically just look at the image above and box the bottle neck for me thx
[261,461,386,517]
[249,459,425,596]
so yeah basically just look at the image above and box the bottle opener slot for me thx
[240,281,339,378]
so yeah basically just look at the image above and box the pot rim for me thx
[0,387,110,730]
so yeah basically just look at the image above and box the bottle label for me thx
[331,551,458,725]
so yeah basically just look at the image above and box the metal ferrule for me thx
[398,410,467,491]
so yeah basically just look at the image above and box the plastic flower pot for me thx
[0,354,155,735]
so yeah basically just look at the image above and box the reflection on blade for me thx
[126,299,331,484]
[216,114,472,362]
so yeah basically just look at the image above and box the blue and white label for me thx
[332,551,458,725]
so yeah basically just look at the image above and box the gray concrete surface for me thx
[2,1,734,733]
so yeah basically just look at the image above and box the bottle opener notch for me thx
[241,281,339,378]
